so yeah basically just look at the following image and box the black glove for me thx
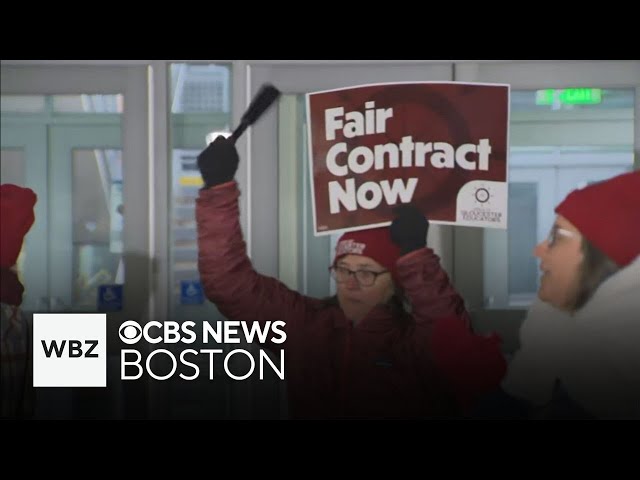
[197,135,240,188]
[390,204,429,255]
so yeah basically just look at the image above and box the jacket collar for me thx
[332,303,398,332]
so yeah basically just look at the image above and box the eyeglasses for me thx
[329,265,389,287]
[546,225,577,247]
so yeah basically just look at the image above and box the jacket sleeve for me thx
[395,248,507,412]
[196,181,308,324]
[396,248,468,323]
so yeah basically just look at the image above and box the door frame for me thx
[48,124,121,312]
[0,124,48,311]
[0,65,150,418]
[1,65,150,325]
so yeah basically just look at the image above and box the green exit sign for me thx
[536,88,602,106]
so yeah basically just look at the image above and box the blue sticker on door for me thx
[98,284,123,311]
[181,280,204,305]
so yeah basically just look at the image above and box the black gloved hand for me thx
[197,135,240,189]
[390,204,429,255]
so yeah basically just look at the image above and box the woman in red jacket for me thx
[196,136,506,419]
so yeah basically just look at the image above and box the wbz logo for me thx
[33,314,106,387]
[41,339,99,358]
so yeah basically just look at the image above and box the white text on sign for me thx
[324,102,492,213]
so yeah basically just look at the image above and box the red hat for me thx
[1,184,37,269]
[555,170,640,267]
[333,227,402,275]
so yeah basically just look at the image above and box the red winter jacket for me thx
[196,181,506,419]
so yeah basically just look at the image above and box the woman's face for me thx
[334,254,395,323]
[533,215,584,311]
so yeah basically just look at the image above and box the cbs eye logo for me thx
[119,320,142,344]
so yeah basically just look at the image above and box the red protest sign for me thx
[306,82,510,236]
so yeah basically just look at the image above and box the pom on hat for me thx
[333,227,402,274]
[555,170,640,267]
[1,184,37,269]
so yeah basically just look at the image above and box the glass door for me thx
[48,124,121,313]
[1,123,48,312]
[1,65,149,419]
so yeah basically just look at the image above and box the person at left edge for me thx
[1,183,38,419]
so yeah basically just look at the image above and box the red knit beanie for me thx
[1,184,38,269]
[333,227,402,274]
[555,170,640,267]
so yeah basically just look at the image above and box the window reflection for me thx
[72,149,123,308]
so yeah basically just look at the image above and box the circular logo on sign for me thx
[474,187,490,203]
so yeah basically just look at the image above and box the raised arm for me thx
[390,205,468,322]
[391,205,507,411]
[196,137,308,324]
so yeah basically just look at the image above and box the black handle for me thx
[229,83,281,144]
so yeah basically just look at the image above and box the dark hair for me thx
[572,237,620,311]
